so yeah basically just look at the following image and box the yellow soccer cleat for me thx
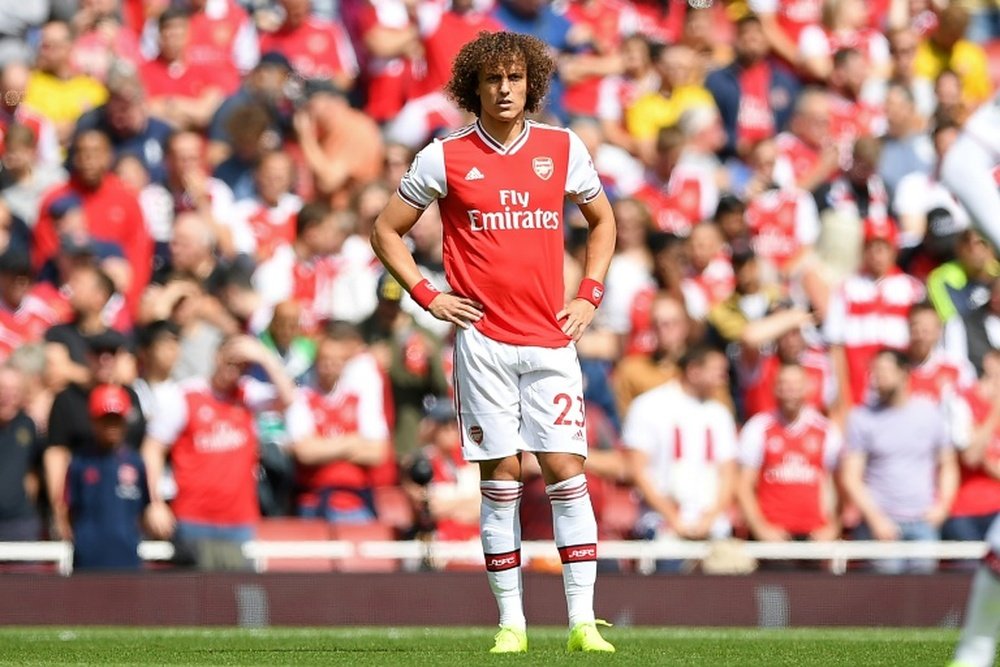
[566,619,615,653]
[945,662,976,667]
[489,626,528,654]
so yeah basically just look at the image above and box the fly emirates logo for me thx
[467,189,560,232]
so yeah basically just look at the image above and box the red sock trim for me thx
[558,543,598,563]
[485,549,521,572]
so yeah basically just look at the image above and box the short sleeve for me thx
[738,415,767,469]
[621,393,658,453]
[822,424,842,469]
[147,383,188,446]
[933,405,952,452]
[285,392,318,444]
[341,354,390,441]
[822,287,847,345]
[397,140,447,210]
[565,129,603,204]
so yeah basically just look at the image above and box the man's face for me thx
[689,353,728,399]
[774,365,806,416]
[73,134,112,188]
[90,349,119,384]
[214,342,248,392]
[269,301,301,350]
[159,17,189,60]
[37,24,72,73]
[167,134,204,180]
[0,369,22,422]
[794,98,831,148]
[908,310,940,360]
[956,231,993,272]
[0,272,30,309]
[862,239,897,278]
[315,338,355,390]
[870,353,906,398]
[255,155,293,205]
[477,60,528,124]
[94,414,126,447]
[776,326,806,362]
[651,298,688,356]
[736,21,768,62]
[148,336,180,377]
[890,30,918,74]
[69,268,108,315]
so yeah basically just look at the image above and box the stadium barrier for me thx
[0,539,988,575]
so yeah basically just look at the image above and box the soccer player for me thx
[371,31,617,654]
[942,91,1000,667]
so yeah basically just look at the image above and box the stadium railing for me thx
[0,539,988,575]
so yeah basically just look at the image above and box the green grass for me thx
[0,627,960,666]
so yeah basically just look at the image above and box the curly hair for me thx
[445,31,555,117]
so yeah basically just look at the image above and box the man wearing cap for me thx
[823,214,925,411]
[45,328,145,540]
[361,273,448,459]
[285,322,390,523]
[64,384,150,570]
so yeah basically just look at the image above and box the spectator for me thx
[708,248,785,348]
[623,347,738,549]
[258,0,358,91]
[212,103,277,201]
[285,322,389,523]
[23,21,107,145]
[139,8,228,131]
[914,5,992,108]
[878,83,934,199]
[45,329,145,540]
[945,348,1000,543]
[840,349,958,573]
[861,27,936,120]
[293,80,385,206]
[706,15,799,160]
[34,129,151,309]
[749,0,823,70]
[69,0,143,83]
[163,130,249,261]
[0,123,67,228]
[893,118,971,258]
[928,228,998,323]
[599,198,654,341]
[627,44,715,166]
[0,61,61,168]
[596,34,657,157]
[66,384,150,571]
[687,221,735,309]
[0,365,41,541]
[207,52,293,167]
[352,0,421,125]
[944,277,1000,376]
[613,292,689,417]
[139,0,258,95]
[826,48,883,168]
[360,274,448,459]
[738,303,835,419]
[44,263,125,388]
[0,250,66,363]
[797,0,890,81]
[261,300,315,386]
[824,213,925,409]
[231,150,302,263]
[132,319,181,422]
[773,88,839,192]
[142,335,294,570]
[737,362,841,542]
[906,301,975,405]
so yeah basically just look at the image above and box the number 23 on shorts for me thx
[553,393,586,427]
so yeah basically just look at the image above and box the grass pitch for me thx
[0,626,959,666]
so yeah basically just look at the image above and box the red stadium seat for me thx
[599,484,639,540]
[374,485,415,536]
[330,522,398,572]
[255,518,336,573]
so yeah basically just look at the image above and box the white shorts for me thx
[453,325,588,462]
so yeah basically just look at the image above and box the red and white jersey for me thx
[798,26,890,70]
[138,57,229,101]
[286,355,389,510]
[829,94,885,165]
[596,72,655,124]
[0,283,68,355]
[634,156,718,237]
[823,269,925,405]
[773,131,830,190]
[739,408,840,534]
[746,187,820,271]
[358,0,417,122]
[141,0,258,92]
[149,377,275,525]
[259,17,359,83]
[232,193,302,263]
[748,0,822,45]
[689,252,736,307]
[949,385,1000,517]
[630,0,684,44]
[561,0,640,118]
[736,61,777,147]
[624,281,708,355]
[908,349,976,404]
[0,106,60,168]
[741,348,833,418]
[397,120,603,347]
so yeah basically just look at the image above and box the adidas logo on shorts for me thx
[572,429,585,442]
[465,167,485,181]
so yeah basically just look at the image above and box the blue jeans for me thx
[297,503,375,524]
[854,519,939,574]
[942,513,999,542]
[174,520,255,570]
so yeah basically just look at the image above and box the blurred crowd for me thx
[0,0,998,573]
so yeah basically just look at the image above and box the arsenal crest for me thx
[532,156,554,181]
[468,425,484,444]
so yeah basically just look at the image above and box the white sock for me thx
[953,551,1000,667]
[480,480,525,630]
[546,473,598,628]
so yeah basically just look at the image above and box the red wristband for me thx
[410,279,440,310]
[576,278,604,307]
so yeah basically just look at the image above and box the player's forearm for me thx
[371,217,427,292]
[578,196,616,284]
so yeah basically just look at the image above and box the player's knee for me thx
[536,452,586,485]
[479,455,522,482]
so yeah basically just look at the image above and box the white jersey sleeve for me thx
[711,404,738,462]
[795,189,821,247]
[822,423,842,469]
[341,354,391,441]
[565,129,603,204]
[737,414,768,469]
[147,382,188,447]
[621,390,660,453]
[397,140,447,210]
[285,391,318,444]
